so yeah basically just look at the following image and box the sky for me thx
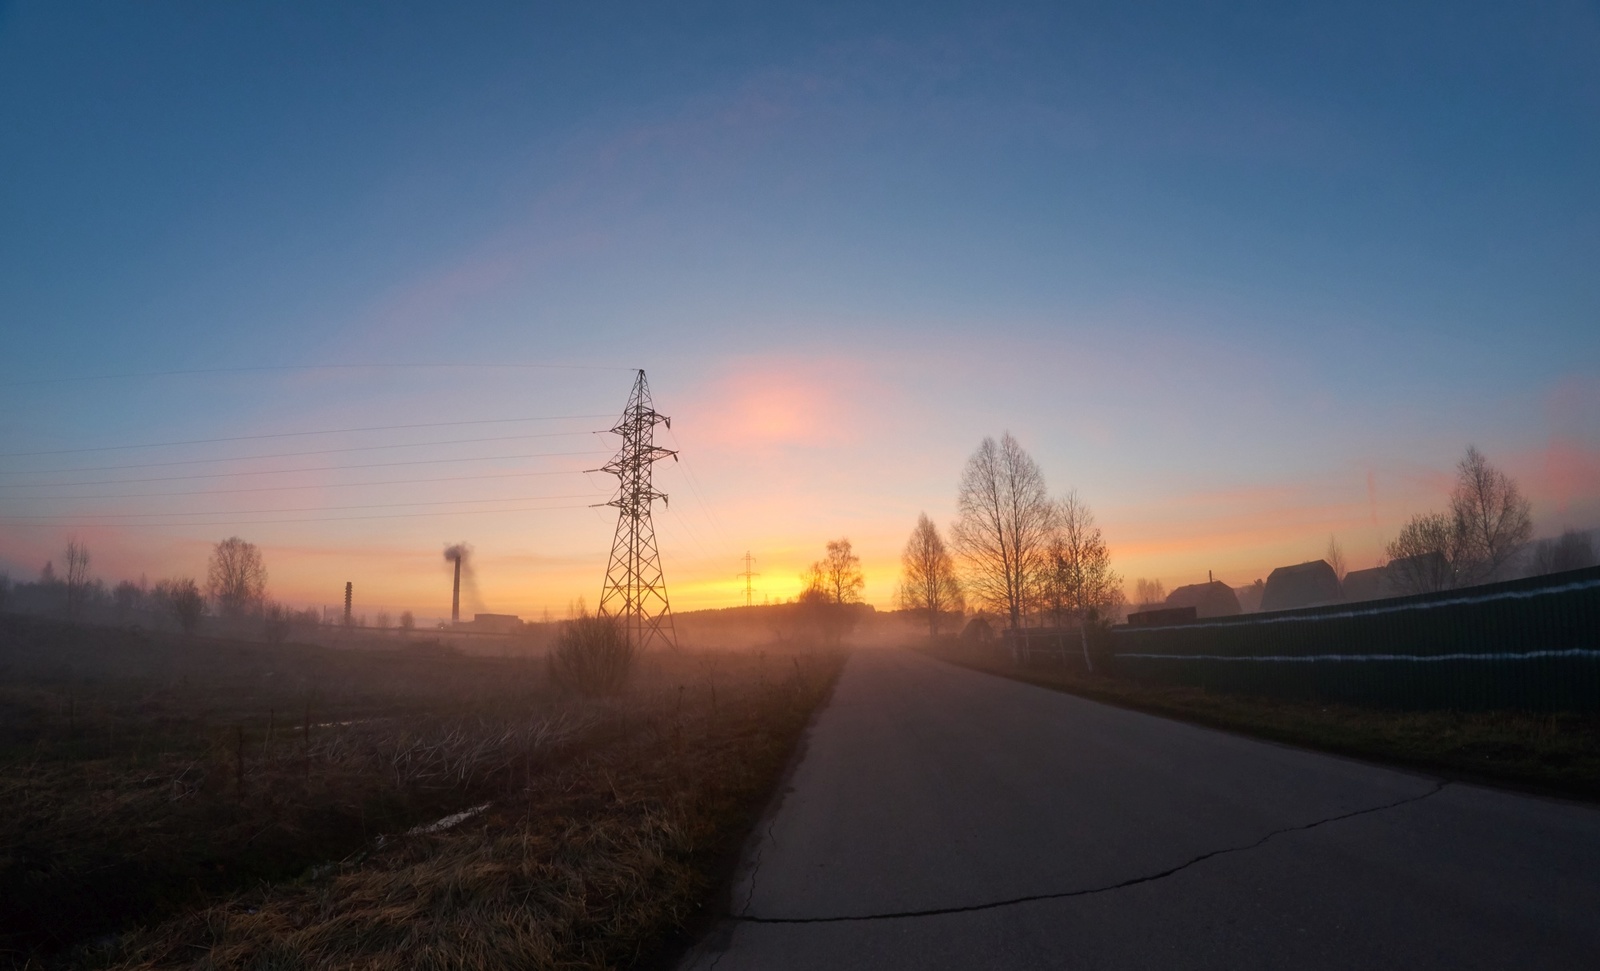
[2,1,1598,621]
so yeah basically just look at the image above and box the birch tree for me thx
[1450,445,1532,583]
[1046,491,1123,671]
[951,433,1055,629]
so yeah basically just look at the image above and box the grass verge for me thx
[1,614,843,969]
[923,643,1600,802]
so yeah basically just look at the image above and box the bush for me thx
[262,602,291,645]
[547,614,635,695]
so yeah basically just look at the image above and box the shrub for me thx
[154,577,204,635]
[262,602,291,645]
[547,614,635,695]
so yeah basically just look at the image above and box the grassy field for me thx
[923,642,1600,802]
[0,613,842,969]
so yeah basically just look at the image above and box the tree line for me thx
[897,433,1123,664]
[1383,445,1592,595]
[0,535,417,640]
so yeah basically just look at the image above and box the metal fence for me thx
[1108,566,1600,711]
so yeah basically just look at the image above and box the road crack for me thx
[731,780,1450,924]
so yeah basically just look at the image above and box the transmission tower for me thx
[596,370,678,651]
[737,551,760,607]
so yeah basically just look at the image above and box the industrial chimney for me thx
[443,544,469,625]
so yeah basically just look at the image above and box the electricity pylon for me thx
[596,369,678,650]
[737,551,760,607]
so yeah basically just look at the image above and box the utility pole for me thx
[737,551,760,607]
[595,370,678,651]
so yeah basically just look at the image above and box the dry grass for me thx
[924,642,1600,801]
[0,614,843,969]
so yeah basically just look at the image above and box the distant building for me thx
[1260,560,1341,612]
[1164,580,1241,618]
[462,613,522,634]
[1340,566,1393,604]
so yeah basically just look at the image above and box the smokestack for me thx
[444,543,471,625]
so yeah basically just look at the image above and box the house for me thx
[1340,566,1393,603]
[1164,580,1241,618]
[1260,560,1341,612]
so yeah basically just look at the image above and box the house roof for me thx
[1261,559,1342,612]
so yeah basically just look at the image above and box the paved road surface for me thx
[680,649,1600,970]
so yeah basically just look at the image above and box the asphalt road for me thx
[679,648,1600,970]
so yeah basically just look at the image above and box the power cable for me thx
[0,413,612,458]
[1,430,601,476]
[0,467,593,502]
[665,427,733,545]
[0,363,636,389]
[0,502,595,529]
[0,449,614,489]
[0,491,606,522]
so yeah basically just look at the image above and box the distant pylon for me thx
[737,551,760,607]
[596,370,678,651]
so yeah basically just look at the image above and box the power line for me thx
[0,501,595,529]
[0,449,614,489]
[0,467,592,502]
[0,430,603,476]
[665,426,732,545]
[0,413,612,459]
[0,363,636,389]
[0,491,605,522]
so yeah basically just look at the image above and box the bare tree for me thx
[808,538,864,605]
[207,536,267,619]
[1450,446,1532,583]
[400,610,416,632]
[899,513,965,637]
[1134,578,1167,610]
[155,577,205,635]
[951,433,1056,630]
[1528,529,1597,576]
[1385,512,1459,595]
[1325,535,1347,585]
[798,538,864,647]
[64,538,90,620]
[1045,491,1124,671]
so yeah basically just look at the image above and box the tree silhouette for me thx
[1451,445,1532,583]
[899,513,964,637]
[952,433,1055,629]
[207,536,267,619]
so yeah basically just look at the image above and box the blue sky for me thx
[2,1,1597,616]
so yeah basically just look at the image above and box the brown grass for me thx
[0,614,842,969]
[924,642,1600,801]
